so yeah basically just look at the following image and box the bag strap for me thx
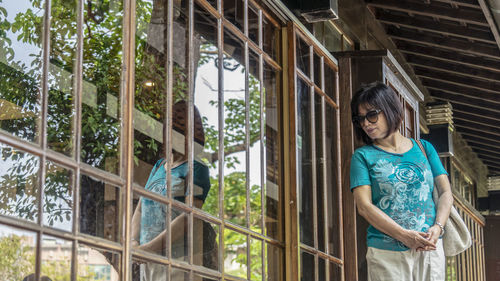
[415,139,428,160]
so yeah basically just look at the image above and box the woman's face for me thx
[357,104,389,141]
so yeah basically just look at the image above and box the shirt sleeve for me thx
[421,139,448,177]
[350,149,371,191]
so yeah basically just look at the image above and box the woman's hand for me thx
[416,225,442,252]
[399,229,436,250]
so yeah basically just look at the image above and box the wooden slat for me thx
[453,111,500,129]
[461,132,500,148]
[366,0,489,26]
[415,67,500,94]
[466,144,500,161]
[386,26,500,59]
[430,90,500,113]
[454,119,500,137]
[479,159,500,171]
[376,10,495,44]
[476,0,500,51]
[432,0,482,9]
[396,41,500,73]
[455,126,500,143]
[446,102,500,122]
[422,79,500,104]
[407,55,500,82]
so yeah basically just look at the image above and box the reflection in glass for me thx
[47,0,77,156]
[79,175,120,242]
[0,224,36,281]
[263,16,279,61]
[248,4,259,44]
[77,244,120,281]
[314,54,321,88]
[194,3,219,217]
[266,243,282,281]
[0,0,43,142]
[81,0,123,174]
[223,31,247,227]
[195,274,217,281]
[224,0,244,31]
[132,259,167,281]
[296,37,310,76]
[300,251,314,281]
[171,267,189,280]
[319,258,326,281]
[193,217,219,271]
[297,78,313,247]
[43,161,74,232]
[315,94,325,252]
[330,261,342,280]
[171,207,188,262]
[249,51,262,233]
[263,63,282,241]
[41,236,72,280]
[324,64,336,101]
[0,144,39,221]
[323,23,342,53]
[250,238,263,281]
[224,229,247,279]
[326,104,340,257]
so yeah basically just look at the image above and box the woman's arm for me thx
[135,212,188,253]
[424,174,453,248]
[353,185,437,250]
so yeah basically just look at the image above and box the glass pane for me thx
[249,50,262,233]
[77,244,120,281]
[324,23,342,52]
[262,16,279,61]
[296,37,310,77]
[0,144,39,221]
[79,175,120,242]
[195,274,217,281]
[250,238,263,281]
[133,0,167,188]
[172,207,188,262]
[193,217,219,271]
[330,262,342,281]
[266,243,282,281]
[132,192,167,256]
[171,267,189,280]
[44,161,74,232]
[224,229,247,278]
[300,251,314,281]
[325,104,340,257]
[319,258,326,281]
[315,94,325,252]
[297,78,313,247]
[47,0,77,156]
[263,63,282,241]
[132,258,167,281]
[324,64,336,101]
[81,0,123,175]
[41,235,72,280]
[342,36,354,51]
[248,3,259,45]
[223,31,247,227]
[224,0,244,31]
[0,0,43,143]
[0,224,36,280]
[194,2,219,217]
[314,54,321,88]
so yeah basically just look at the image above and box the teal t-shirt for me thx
[350,138,448,251]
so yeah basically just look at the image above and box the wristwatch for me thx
[435,222,445,238]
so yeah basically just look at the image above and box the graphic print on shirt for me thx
[372,158,433,247]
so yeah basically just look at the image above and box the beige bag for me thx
[416,140,472,256]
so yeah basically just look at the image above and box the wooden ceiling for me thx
[366,0,500,176]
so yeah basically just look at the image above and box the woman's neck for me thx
[373,131,408,153]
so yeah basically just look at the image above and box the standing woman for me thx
[349,82,453,281]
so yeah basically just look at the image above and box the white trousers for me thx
[366,239,445,281]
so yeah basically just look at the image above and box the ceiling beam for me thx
[461,133,500,149]
[476,0,500,51]
[464,139,500,155]
[386,26,500,59]
[454,112,500,128]
[422,79,500,104]
[432,0,481,9]
[454,119,500,137]
[430,90,500,112]
[415,67,500,94]
[376,10,495,44]
[480,159,500,170]
[407,55,500,82]
[446,102,500,122]
[454,126,500,141]
[366,0,489,26]
[396,41,500,73]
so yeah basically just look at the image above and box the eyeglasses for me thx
[352,109,382,126]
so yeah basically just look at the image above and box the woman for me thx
[349,82,453,281]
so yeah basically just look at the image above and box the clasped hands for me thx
[401,225,442,252]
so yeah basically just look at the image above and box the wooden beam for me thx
[415,67,500,94]
[454,112,500,129]
[396,41,500,73]
[455,126,500,142]
[376,10,495,44]
[479,159,500,170]
[464,139,500,156]
[430,90,500,112]
[366,0,489,26]
[445,102,500,122]
[407,55,500,82]
[461,133,500,150]
[422,79,500,104]
[454,119,500,137]
[476,0,500,51]
[432,0,482,9]
[386,26,500,59]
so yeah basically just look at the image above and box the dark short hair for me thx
[350,82,403,144]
